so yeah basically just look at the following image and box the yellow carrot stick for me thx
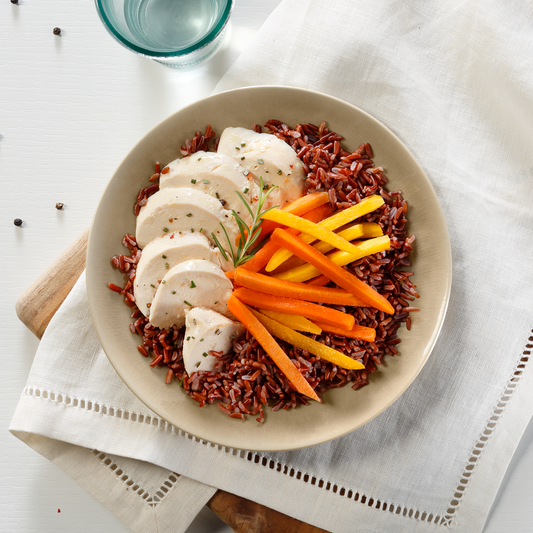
[265,195,384,271]
[260,210,370,267]
[251,310,365,371]
[313,222,383,255]
[258,309,322,335]
[274,235,391,283]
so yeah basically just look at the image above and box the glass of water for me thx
[95,0,233,68]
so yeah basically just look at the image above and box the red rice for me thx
[110,122,420,422]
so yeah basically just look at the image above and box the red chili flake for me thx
[57,509,61,513]
[169,234,174,239]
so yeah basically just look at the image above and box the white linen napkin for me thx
[11,0,533,532]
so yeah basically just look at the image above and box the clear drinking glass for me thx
[95,0,233,68]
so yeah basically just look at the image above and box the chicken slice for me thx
[135,188,238,251]
[148,259,233,329]
[217,127,305,208]
[133,232,231,318]
[182,307,245,375]
[160,151,259,225]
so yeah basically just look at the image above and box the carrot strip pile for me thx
[224,193,399,404]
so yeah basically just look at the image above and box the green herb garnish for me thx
[186,213,192,217]
[184,300,192,307]
[190,280,196,288]
[191,179,197,184]
[211,176,279,268]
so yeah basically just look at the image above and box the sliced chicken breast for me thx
[182,307,245,375]
[135,188,239,251]
[133,232,231,318]
[217,127,305,208]
[159,151,259,225]
[149,260,233,329]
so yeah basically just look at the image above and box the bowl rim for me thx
[86,85,452,451]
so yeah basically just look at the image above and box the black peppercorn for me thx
[53,27,61,35]
[14,218,23,226]
[55,202,64,210]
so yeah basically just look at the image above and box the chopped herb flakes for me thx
[186,336,190,341]
[186,213,192,217]
[161,280,166,284]
[184,300,192,306]
[215,329,221,335]
[243,188,249,194]
[214,301,218,305]
[165,262,169,269]
[203,352,208,357]
[172,291,176,294]
[235,146,240,150]
[163,228,169,232]
[200,338,204,342]
[257,158,264,164]
[241,156,245,160]
[241,142,246,147]
[191,179,197,184]
[243,170,250,176]
[195,362,201,368]
[278,169,283,175]
[215,192,220,198]
[203,179,210,184]
[198,157,202,161]
[190,280,196,288]
[162,255,167,258]
[150,284,155,288]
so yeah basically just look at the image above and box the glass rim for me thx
[94,0,233,58]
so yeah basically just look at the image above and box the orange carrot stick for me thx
[240,240,280,273]
[306,275,330,286]
[314,322,376,342]
[234,269,367,307]
[227,296,320,402]
[232,287,355,329]
[270,229,395,314]
[225,270,236,280]
[241,203,334,272]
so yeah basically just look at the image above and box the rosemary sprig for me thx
[212,176,279,268]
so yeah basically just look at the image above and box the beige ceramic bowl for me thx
[87,86,451,452]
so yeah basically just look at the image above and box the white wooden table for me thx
[1,1,531,531]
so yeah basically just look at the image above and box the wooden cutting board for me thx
[15,229,328,533]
